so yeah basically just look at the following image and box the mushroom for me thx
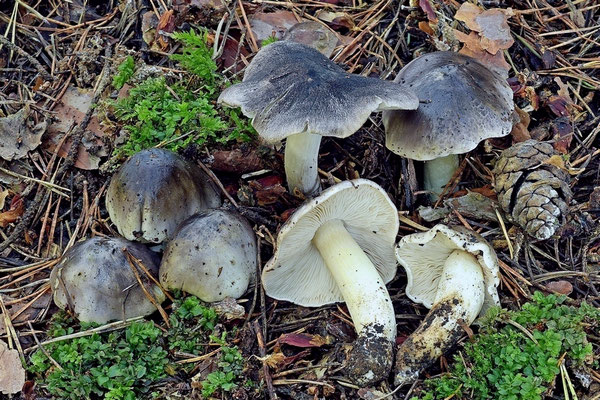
[159,209,257,302]
[106,148,221,243]
[383,51,514,200]
[393,224,500,386]
[49,237,165,324]
[218,41,418,196]
[262,179,399,385]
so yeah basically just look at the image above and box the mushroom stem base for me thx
[285,133,322,196]
[394,250,484,386]
[423,154,459,201]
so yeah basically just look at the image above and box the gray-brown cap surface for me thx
[106,148,221,243]
[49,237,165,324]
[383,51,514,160]
[218,40,419,143]
[160,209,257,302]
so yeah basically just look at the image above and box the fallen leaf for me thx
[0,292,52,335]
[316,10,355,29]
[156,10,175,50]
[0,196,24,228]
[0,189,8,210]
[454,3,514,75]
[211,148,263,174]
[0,340,25,394]
[418,21,435,36]
[454,29,511,75]
[545,280,573,295]
[550,117,573,154]
[249,176,286,206]
[249,10,300,43]
[44,87,108,170]
[510,106,531,142]
[141,11,158,47]
[217,37,250,70]
[283,21,339,57]
[419,0,438,22]
[261,351,286,369]
[0,106,46,161]
[278,333,331,348]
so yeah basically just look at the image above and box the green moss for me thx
[411,292,599,400]
[110,29,254,157]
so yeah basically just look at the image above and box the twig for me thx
[0,34,53,81]
[0,45,113,253]
[253,320,277,400]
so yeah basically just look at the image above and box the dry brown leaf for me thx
[44,87,108,170]
[249,10,300,43]
[455,4,514,54]
[283,21,340,57]
[454,3,514,74]
[316,10,355,29]
[419,0,438,22]
[0,196,24,228]
[0,292,52,335]
[511,106,531,142]
[454,29,511,74]
[0,340,25,394]
[418,21,435,36]
[0,189,8,210]
[545,280,573,295]
[0,106,46,161]
[157,10,176,50]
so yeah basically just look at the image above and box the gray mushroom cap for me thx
[159,209,257,302]
[106,148,221,243]
[218,41,419,143]
[49,237,165,324]
[383,51,514,160]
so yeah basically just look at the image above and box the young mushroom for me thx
[393,224,500,386]
[262,179,399,385]
[218,41,418,196]
[383,51,514,200]
[49,237,165,324]
[159,209,257,302]
[106,148,221,243]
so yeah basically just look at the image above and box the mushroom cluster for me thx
[51,148,258,324]
[219,40,418,196]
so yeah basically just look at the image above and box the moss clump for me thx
[412,292,599,400]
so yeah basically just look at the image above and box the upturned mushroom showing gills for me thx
[49,237,165,324]
[160,209,257,302]
[106,148,221,243]
[218,41,418,196]
[262,179,399,385]
[383,51,514,200]
[393,224,500,386]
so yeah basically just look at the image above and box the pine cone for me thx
[493,140,572,240]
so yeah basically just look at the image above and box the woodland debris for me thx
[493,140,573,240]
[0,106,46,162]
[0,339,25,394]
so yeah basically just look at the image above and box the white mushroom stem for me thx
[312,219,396,340]
[423,154,459,201]
[394,250,485,387]
[285,132,322,196]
